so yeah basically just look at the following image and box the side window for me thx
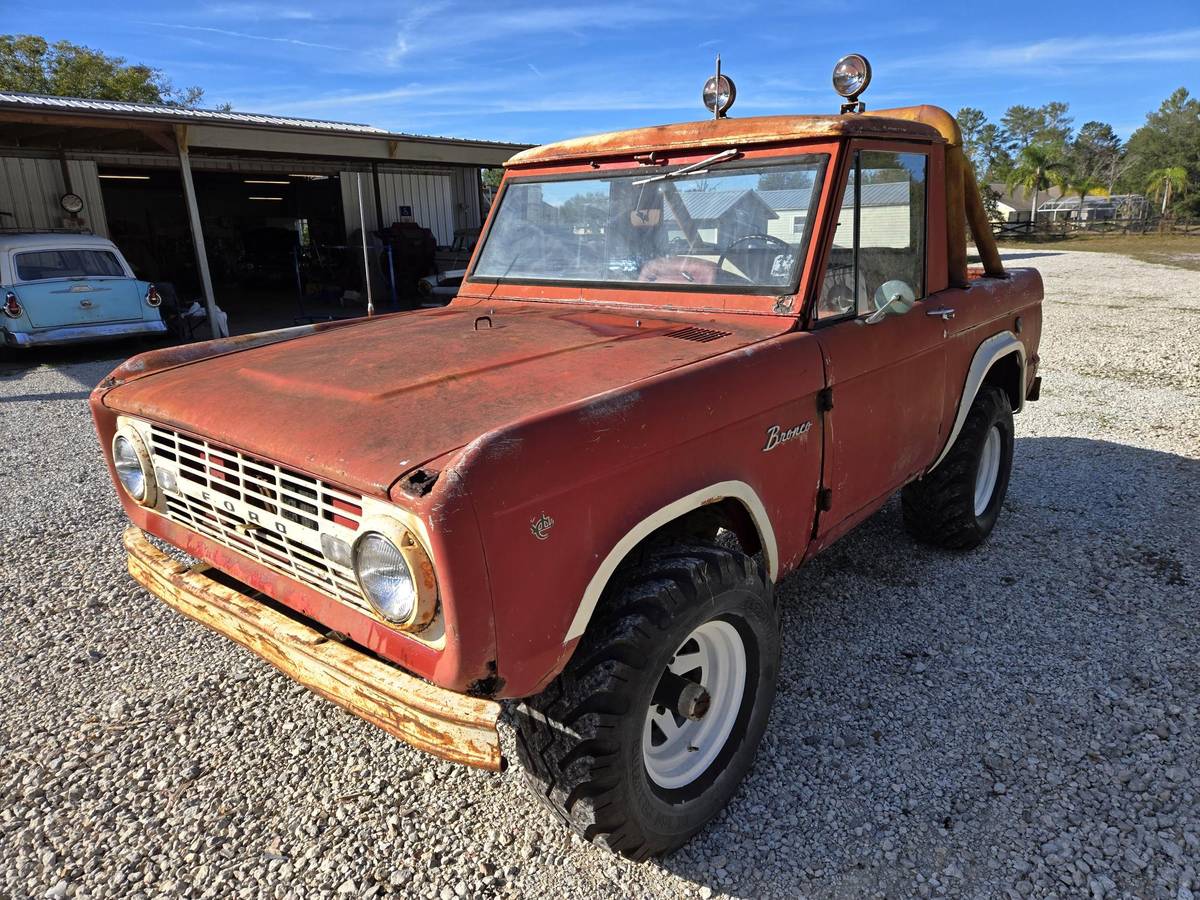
[817,150,927,320]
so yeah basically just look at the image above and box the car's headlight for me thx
[112,426,156,507]
[352,521,437,631]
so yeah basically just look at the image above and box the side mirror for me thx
[864,279,915,324]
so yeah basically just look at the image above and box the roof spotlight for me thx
[833,54,872,112]
[702,55,737,119]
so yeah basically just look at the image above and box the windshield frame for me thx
[465,151,831,297]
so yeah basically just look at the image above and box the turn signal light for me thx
[145,284,162,307]
[3,291,22,318]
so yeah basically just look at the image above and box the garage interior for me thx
[0,93,523,338]
[98,166,350,334]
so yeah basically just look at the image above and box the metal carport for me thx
[0,92,526,335]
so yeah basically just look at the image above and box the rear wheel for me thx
[515,541,779,860]
[902,385,1014,549]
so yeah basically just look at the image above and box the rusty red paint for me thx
[92,105,1042,708]
[98,305,792,499]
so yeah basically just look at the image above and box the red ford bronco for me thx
[92,57,1042,859]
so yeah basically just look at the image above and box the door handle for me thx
[926,307,955,320]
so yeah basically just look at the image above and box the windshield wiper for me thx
[631,147,740,186]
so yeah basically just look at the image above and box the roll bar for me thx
[864,105,1006,287]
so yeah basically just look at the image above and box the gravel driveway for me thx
[1,249,1197,900]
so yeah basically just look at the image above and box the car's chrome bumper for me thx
[123,527,503,771]
[3,319,167,348]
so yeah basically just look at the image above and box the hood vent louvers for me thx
[664,326,732,344]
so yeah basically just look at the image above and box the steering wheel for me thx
[716,234,791,282]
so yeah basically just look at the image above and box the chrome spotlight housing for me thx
[833,53,872,112]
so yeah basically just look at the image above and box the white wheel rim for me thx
[974,425,1002,517]
[642,619,747,790]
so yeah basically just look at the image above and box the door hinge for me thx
[817,387,834,413]
[818,488,833,511]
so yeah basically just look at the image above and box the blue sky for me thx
[5,0,1199,145]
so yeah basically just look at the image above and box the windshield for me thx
[472,155,828,292]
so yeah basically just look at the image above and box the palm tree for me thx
[1006,144,1070,229]
[1145,167,1187,216]
[1056,174,1107,227]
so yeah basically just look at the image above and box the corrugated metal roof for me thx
[758,189,815,210]
[669,182,908,223]
[851,181,915,207]
[762,182,912,211]
[671,189,777,221]
[0,91,526,148]
[0,91,387,134]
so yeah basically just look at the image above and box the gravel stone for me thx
[1,248,1197,898]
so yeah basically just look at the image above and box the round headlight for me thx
[112,427,156,507]
[353,524,438,631]
[355,533,415,622]
[702,74,737,117]
[832,53,872,101]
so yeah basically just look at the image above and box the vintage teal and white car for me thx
[1,233,167,349]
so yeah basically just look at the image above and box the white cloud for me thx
[144,21,345,51]
[380,2,709,69]
[203,3,316,19]
[267,80,475,112]
[897,27,1200,72]
[385,2,450,64]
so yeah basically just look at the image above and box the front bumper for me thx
[4,319,166,348]
[123,527,502,770]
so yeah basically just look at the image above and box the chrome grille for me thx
[147,424,369,610]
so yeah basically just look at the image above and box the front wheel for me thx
[902,385,1014,549]
[515,541,780,860]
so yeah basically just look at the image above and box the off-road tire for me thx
[902,385,1014,549]
[514,541,780,860]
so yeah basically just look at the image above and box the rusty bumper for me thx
[123,527,502,771]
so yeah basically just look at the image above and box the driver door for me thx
[810,146,955,548]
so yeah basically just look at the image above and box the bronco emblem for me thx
[531,512,555,541]
[762,421,811,452]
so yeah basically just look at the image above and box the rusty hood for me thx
[101,303,790,497]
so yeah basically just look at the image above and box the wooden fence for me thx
[993,218,1200,238]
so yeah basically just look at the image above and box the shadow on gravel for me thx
[0,337,168,388]
[657,436,1198,898]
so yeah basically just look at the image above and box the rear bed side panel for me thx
[445,331,828,698]
[940,268,1044,428]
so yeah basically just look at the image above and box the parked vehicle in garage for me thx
[91,57,1042,860]
[416,228,479,305]
[1,233,166,348]
[434,227,480,272]
[415,267,464,306]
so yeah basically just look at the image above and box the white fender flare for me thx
[930,331,1026,471]
[562,480,778,643]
